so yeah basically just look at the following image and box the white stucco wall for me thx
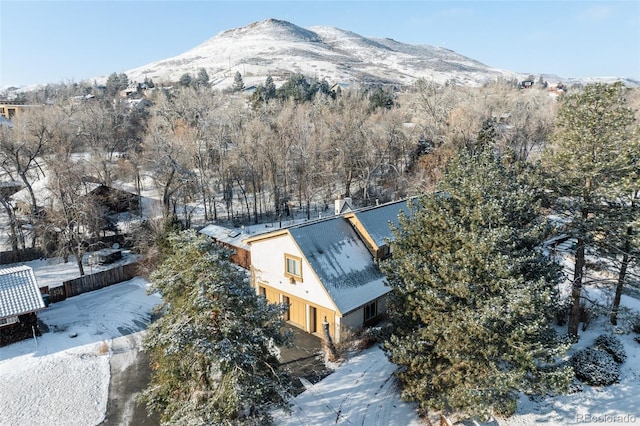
[249,233,337,312]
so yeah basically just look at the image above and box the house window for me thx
[258,286,266,297]
[284,254,302,282]
[364,301,378,322]
[0,316,19,326]
[8,108,16,118]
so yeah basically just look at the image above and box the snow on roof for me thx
[352,198,412,247]
[200,224,251,250]
[0,265,45,318]
[289,216,390,314]
[202,217,310,248]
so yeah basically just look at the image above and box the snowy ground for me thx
[275,345,422,425]
[498,293,640,426]
[0,276,159,426]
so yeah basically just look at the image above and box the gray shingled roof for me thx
[289,216,390,314]
[352,199,411,247]
[0,266,45,318]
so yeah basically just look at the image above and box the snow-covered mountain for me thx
[124,18,521,88]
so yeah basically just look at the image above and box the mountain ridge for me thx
[124,18,519,88]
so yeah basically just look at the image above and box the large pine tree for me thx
[141,230,292,425]
[382,147,569,419]
[543,82,639,335]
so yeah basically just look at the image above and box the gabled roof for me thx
[350,199,412,248]
[288,216,389,314]
[0,266,45,318]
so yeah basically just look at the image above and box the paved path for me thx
[279,324,332,395]
[100,331,160,426]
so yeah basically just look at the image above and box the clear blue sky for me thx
[1,0,639,88]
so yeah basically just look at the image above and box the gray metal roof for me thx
[352,199,412,247]
[0,266,45,318]
[289,216,390,314]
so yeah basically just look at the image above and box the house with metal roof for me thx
[244,198,412,342]
[0,265,46,346]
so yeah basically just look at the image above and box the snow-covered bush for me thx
[571,348,620,386]
[594,334,626,363]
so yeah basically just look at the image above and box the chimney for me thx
[334,196,353,215]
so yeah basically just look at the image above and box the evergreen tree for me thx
[542,82,639,336]
[383,147,569,420]
[141,230,292,425]
[196,67,210,88]
[264,75,276,100]
[476,117,498,153]
[368,86,394,112]
[179,73,193,88]
[232,71,245,92]
[276,73,312,102]
[105,72,122,97]
[118,72,129,89]
[143,77,155,88]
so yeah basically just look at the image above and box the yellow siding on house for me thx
[259,283,338,340]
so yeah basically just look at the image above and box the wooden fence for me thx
[45,262,140,303]
[0,248,45,265]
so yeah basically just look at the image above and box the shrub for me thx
[594,334,626,363]
[571,348,620,386]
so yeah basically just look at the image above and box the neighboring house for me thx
[84,184,141,216]
[0,265,46,346]
[519,80,534,89]
[0,100,41,119]
[245,199,411,342]
[124,98,152,110]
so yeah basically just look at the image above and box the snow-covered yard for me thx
[0,274,159,426]
[276,345,422,425]
[499,295,640,426]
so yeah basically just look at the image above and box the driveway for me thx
[279,324,333,395]
[100,332,160,426]
[100,323,329,425]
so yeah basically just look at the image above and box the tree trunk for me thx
[568,235,585,338]
[162,168,176,219]
[344,169,352,198]
[1,199,19,252]
[76,254,85,276]
[610,226,632,325]
[20,173,39,248]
